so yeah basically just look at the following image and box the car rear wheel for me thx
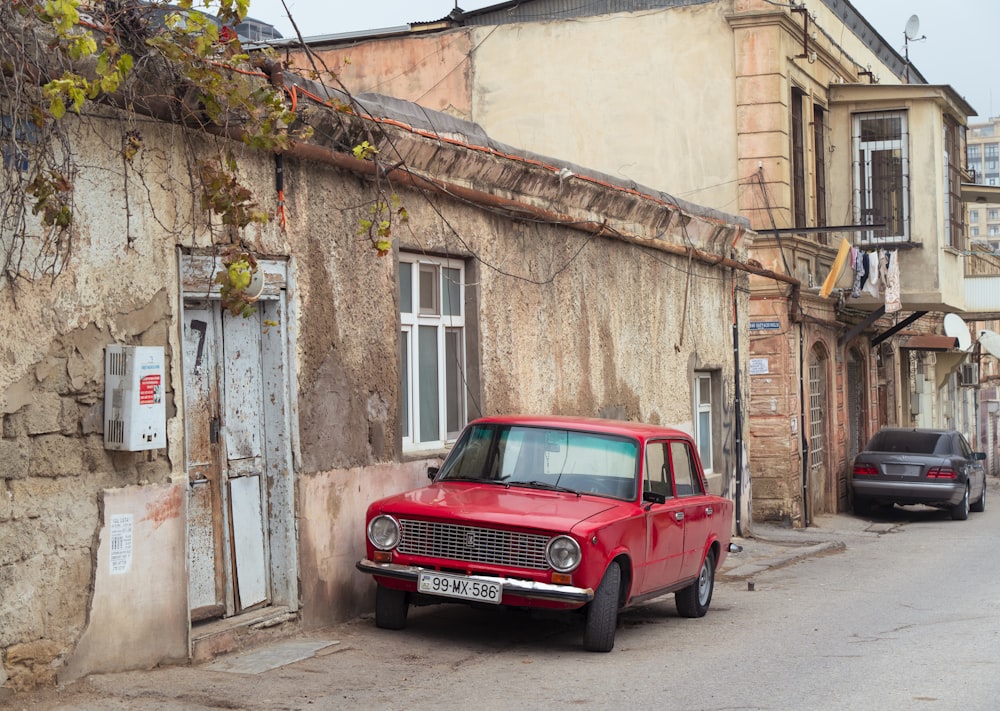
[676,549,716,618]
[971,479,986,513]
[375,584,409,630]
[583,561,620,652]
[852,495,872,516]
[951,485,970,521]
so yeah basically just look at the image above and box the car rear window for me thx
[865,430,944,454]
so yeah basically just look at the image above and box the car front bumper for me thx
[851,479,965,506]
[356,559,595,604]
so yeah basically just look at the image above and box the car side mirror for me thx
[427,466,439,480]
[642,490,666,505]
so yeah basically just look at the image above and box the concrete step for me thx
[191,606,300,664]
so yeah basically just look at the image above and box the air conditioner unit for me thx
[959,363,978,387]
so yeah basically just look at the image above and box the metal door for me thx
[183,302,270,620]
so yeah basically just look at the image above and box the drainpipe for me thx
[732,267,745,537]
[799,321,810,527]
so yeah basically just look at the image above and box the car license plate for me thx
[418,571,502,604]
[886,464,921,477]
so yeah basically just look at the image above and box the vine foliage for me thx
[0,0,310,289]
[0,0,410,296]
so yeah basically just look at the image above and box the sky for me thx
[244,0,999,120]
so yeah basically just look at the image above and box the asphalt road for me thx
[16,483,1000,711]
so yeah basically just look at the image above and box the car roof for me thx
[875,427,956,435]
[468,414,692,441]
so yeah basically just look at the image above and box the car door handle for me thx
[705,506,714,515]
[674,512,685,521]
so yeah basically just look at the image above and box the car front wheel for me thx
[951,485,970,521]
[676,549,716,618]
[583,561,621,652]
[375,584,409,630]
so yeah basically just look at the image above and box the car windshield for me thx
[437,423,639,500]
[866,430,947,455]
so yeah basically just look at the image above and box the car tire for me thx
[676,549,716,618]
[971,478,986,513]
[951,485,970,521]
[852,496,872,516]
[374,584,409,630]
[583,561,620,653]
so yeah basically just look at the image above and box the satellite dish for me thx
[904,14,921,41]
[944,314,972,351]
[980,329,1000,360]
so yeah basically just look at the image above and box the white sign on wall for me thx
[109,514,133,575]
[749,358,769,375]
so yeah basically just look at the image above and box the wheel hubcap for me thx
[698,561,712,605]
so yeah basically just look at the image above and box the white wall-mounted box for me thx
[104,345,166,451]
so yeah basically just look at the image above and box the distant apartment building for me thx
[967,117,1000,251]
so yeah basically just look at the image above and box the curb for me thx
[720,540,846,579]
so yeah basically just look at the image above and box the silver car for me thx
[850,428,987,520]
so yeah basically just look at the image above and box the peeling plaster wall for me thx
[0,114,269,690]
[59,483,188,685]
[298,461,433,629]
[297,181,747,626]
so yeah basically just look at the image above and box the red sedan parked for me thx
[357,415,739,651]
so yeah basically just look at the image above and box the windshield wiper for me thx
[507,480,580,496]
[441,475,505,485]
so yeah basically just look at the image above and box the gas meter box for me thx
[104,345,166,451]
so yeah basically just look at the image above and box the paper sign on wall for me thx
[749,358,770,375]
[110,514,133,575]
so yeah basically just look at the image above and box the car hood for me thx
[370,482,625,532]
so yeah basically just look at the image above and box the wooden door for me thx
[183,302,270,619]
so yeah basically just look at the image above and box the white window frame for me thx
[694,373,714,475]
[399,253,467,451]
[853,111,910,244]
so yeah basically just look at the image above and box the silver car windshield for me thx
[437,424,639,500]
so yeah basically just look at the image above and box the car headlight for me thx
[368,515,401,550]
[546,535,582,572]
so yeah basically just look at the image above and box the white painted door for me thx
[183,302,270,619]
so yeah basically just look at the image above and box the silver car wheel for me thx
[697,557,713,606]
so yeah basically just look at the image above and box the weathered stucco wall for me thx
[1,60,749,691]
[0,108,405,689]
[467,5,738,209]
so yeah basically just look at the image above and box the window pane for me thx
[671,441,701,496]
[698,411,712,470]
[418,326,439,442]
[860,116,901,142]
[699,375,711,403]
[399,262,412,314]
[419,264,439,315]
[443,267,462,317]
[445,328,464,436]
[400,331,409,438]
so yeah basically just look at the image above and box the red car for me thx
[357,415,739,651]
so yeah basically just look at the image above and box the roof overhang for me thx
[900,335,960,351]
[962,183,1000,205]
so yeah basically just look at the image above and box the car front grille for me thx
[399,519,550,570]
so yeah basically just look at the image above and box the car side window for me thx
[958,434,973,459]
[644,441,673,498]
[670,441,703,497]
